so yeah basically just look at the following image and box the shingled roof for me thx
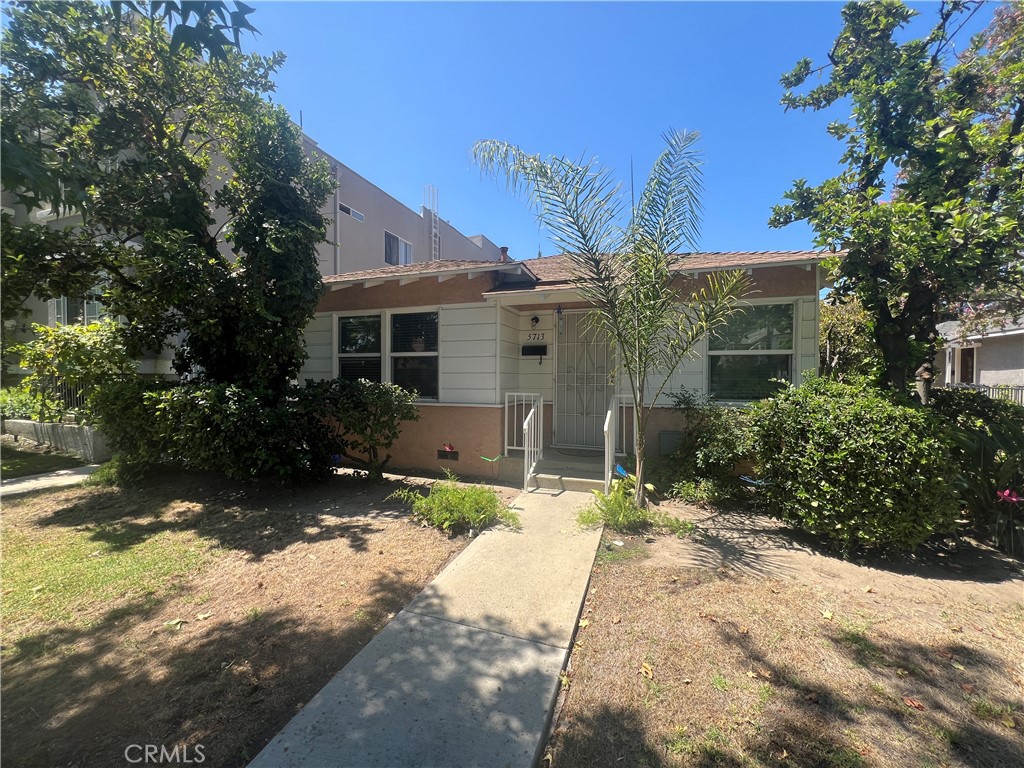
[492,251,830,292]
[323,259,536,287]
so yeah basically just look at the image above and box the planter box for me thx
[3,419,110,463]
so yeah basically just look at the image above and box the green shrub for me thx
[304,378,420,479]
[390,471,519,535]
[929,387,1024,553]
[91,379,336,482]
[749,376,959,553]
[0,385,38,420]
[649,391,753,503]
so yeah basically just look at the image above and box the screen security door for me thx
[554,311,614,448]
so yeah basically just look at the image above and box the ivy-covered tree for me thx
[820,298,883,380]
[1,1,331,398]
[771,0,1024,394]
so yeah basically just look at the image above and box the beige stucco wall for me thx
[977,335,1024,387]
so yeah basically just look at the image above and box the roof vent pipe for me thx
[499,246,509,263]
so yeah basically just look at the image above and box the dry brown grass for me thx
[548,509,1024,768]
[1,469,512,767]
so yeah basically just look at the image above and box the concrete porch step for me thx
[529,453,607,493]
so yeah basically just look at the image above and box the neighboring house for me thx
[297,250,825,485]
[3,132,501,376]
[937,319,1024,388]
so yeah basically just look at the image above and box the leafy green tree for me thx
[771,0,1024,394]
[820,297,883,380]
[474,130,749,504]
[1,1,331,398]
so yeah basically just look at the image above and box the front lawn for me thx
[1,470,478,768]
[1,435,86,479]
[549,505,1024,768]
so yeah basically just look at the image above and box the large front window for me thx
[338,315,382,382]
[708,303,794,400]
[390,312,438,399]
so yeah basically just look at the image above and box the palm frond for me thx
[630,128,704,256]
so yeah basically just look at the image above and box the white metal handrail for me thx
[603,397,616,493]
[523,397,543,492]
[952,383,1024,406]
[505,392,543,452]
[614,395,633,456]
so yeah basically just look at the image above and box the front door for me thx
[554,311,614,448]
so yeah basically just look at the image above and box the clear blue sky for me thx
[246,1,994,261]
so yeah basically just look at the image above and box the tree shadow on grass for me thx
[709,622,1024,768]
[2,569,434,768]
[27,469,431,559]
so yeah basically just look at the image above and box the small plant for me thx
[390,471,519,535]
[579,475,696,536]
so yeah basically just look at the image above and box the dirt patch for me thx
[548,504,1024,768]
[1,470,516,767]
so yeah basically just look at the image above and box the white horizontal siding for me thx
[440,306,496,403]
[299,314,334,381]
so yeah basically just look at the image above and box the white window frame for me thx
[338,202,364,222]
[332,307,442,401]
[389,310,439,400]
[337,314,383,382]
[706,300,797,402]
[384,231,413,266]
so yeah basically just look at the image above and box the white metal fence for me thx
[505,393,543,452]
[951,383,1024,406]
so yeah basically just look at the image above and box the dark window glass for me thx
[339,357,382,383]
[708,355,790,400]
[391,312,438,353]
[392,357,439,399]
[338,316,381,354]
[385,232,399,265]
[710,304,794,351]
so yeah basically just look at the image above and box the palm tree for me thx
[473,129,749,505]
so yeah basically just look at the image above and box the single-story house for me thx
[297,251,826,488]
[936,318,1024,401]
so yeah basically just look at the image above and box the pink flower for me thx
[996,489,1022,504]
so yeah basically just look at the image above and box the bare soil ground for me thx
[548,503,1024,768]
[1,469,517,768]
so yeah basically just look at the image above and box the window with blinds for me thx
[390,312,438,398]
[338,315,382,382]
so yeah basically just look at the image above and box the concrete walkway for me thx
[1,465,100,498]
[248,488,601,768]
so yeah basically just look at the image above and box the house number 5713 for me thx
[527,332,545,341]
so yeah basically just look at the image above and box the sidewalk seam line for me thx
[400,607,569,651]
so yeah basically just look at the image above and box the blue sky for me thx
[247,1,994,261]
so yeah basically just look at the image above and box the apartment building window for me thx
[338,315,382,382]
[384,231,413,265]
[49,295,104,326]
[390,312,438,399]
[338,203,365,222]
[708,303,794,400]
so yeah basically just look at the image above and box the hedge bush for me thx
[749,376,960,553]
[929,387,1024,553]
[303,378,420,478]
[91,379,336,482]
